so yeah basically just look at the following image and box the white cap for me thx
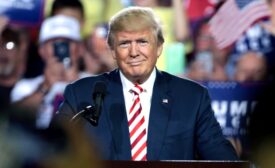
[39,15,81,44]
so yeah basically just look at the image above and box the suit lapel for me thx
[104,70,132,160]
[147,70,172,160]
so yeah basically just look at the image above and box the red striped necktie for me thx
[128,84,147,161]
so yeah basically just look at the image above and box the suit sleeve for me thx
[53,84,78,124]
[195,87,239,160]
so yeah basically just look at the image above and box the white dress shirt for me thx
[120,68,156,141]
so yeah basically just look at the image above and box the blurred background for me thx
[1,0,275,167]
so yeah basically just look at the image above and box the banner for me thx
[0,0,44,27]
[202,81,267,157]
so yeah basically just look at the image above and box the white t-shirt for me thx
[11,72,92,129]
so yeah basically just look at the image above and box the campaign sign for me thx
[202,81,267,157]
[204,81,261,136]
[0,0,44,27]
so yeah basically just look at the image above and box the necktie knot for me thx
[130,84,143,95]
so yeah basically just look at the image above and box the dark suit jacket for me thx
[56,69,238,160]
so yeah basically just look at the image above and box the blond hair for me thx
[107,6,164,49]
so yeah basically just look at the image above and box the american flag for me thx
[209,0,271,49]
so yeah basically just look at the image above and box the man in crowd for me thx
[84,23,117,74]
[11,15,86,128]
[0,16,29,109]
[234,51,267,82]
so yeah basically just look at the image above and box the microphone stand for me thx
[70,105,99,126]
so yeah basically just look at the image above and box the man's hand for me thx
[44,57,67,89]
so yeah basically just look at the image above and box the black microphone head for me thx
[93,81,107,99]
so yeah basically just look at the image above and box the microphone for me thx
[88,81,107,126]
[70,81,106,126]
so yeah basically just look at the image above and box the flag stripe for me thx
[216,4,268,44]
[218,9,269,47]
[212,2,267,43]
[218,10,270,48]
[215,3,269,42]
[209,0,271,49]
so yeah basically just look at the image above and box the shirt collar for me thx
[120,68,156,93]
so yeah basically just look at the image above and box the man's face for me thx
[196,24,214,52]
[0,40,18,76]
[235,53,266,82]
[111,29,163,83]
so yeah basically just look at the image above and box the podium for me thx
[105,160,250,168]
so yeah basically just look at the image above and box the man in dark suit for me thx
[55,6,238,161]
